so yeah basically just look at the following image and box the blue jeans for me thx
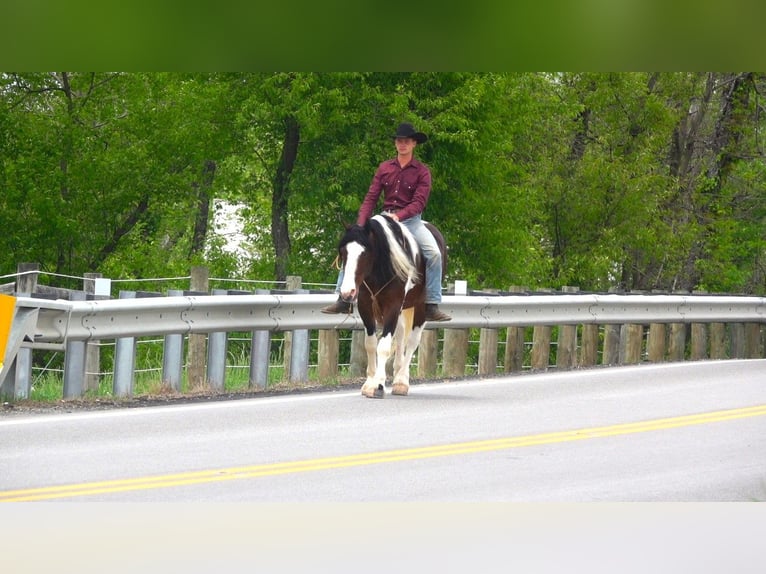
[334,214,443,304]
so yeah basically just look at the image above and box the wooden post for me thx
[580,324,599,367]
[349,330,366,377]
[556,286,579,370]
[619,323,643,364]
[504,286,527,373]
[417,329,438,378]
[690,323,708,360]
[744,324,762,358]
[530,289,552,371]
[531,325,551,371]
[318,330,339,381]
[83,272,102,393]
[647,323,666,362]
[709,323,727,359]
[668,323,686,362]
[477,288,498,375]
[16,262,39,294]
[690,290,708,361]
[478,327,498,376]
[601,324,620,365]
[443,328,469,377]
[187,266,208,389]
[730,323,745,358]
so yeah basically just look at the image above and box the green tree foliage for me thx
[1,72,764,295]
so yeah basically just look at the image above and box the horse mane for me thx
[368,215,420,285]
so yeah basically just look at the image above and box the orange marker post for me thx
[0,294,16,371]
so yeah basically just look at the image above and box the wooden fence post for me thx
[647,323,666,362]
[83,272,102,393]
[417,329,438,378]
[730,323,745,358]
[443,328,469,377]
[531,288,553,370]
[504,286,527,373]
[619,323,643,364]
[187,266,208,389]
[16,262,39,294]
[745,324,762,358]
[556,286,579,370]
[478,289,498,375]
[349,330,366,377]
[709,323,727,359]
[318,329,339,381]
[580,324,599,367]
[690,323,708,360]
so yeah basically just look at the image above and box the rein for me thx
[362,276,397,320]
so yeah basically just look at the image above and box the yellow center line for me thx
[2,404,765,502]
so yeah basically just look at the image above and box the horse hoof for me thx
[362,384,385,399]
[391,383,409,396]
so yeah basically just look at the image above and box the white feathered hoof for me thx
[391,382,409,396]
[362,383,385,399]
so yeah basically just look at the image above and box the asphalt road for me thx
[1,360,765,502]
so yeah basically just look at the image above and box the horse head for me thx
[337,223,374,303]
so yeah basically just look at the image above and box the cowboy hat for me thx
[391,122,428,144]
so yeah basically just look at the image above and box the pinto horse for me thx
[336,214,446,398]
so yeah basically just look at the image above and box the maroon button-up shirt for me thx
[356,157,432,225]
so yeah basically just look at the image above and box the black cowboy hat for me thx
[391,122,428,144]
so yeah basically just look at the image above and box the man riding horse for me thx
[322,122,451,322]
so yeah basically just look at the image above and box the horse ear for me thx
[334,212,353,230]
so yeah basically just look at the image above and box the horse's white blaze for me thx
[340,241,365,299]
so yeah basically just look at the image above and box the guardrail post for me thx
[162,289,185,391]
[188,266,209,388]
[580,324,599,367]
[531,289,553,370]
[443,328,468,377]
[349,331,366,377]
[281,276,302,380]
[417,329,438,378]
[113,291,137,397]
[556,286,579,369]
[83,272,103,393]
[745,323,762,358]
[63,290,88,398]
[619,323,643,364]
[206,289,229,390]
[647,323,666,362]
[709,323,727,359]
[478,289,499,376]
[318,328,339,381]
[15,263,39,294]
[602,324,620,365]
[531,325,551,371]
[730,323,745,358]
[250,289,271,389]
[504,286,527,373]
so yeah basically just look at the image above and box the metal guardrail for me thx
[2,292,765,397]
[8,292,766,344]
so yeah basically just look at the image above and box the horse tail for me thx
[369,215,419,285]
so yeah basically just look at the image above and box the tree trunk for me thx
[190,160,217,257]
[272,117,299,282]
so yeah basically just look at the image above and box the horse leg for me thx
[360,328,384,398]
[392,307,421,396]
